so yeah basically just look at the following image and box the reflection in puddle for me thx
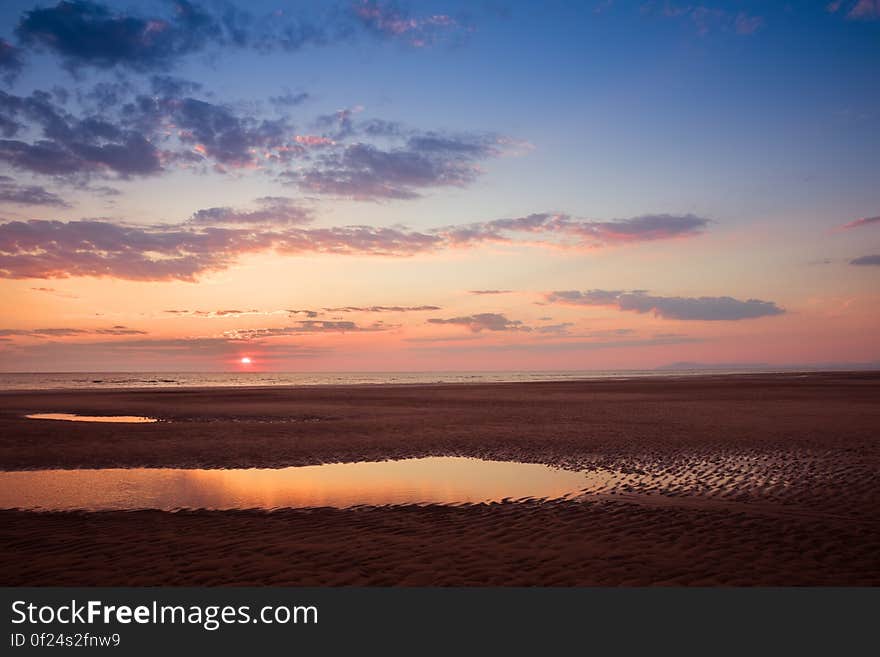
[25,413,158,423]
[0,457,595,511]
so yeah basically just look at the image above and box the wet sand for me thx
[1,372,878,585]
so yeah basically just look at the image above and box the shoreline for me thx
[1,368,876,394]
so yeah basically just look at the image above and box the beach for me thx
[1,372,878,585]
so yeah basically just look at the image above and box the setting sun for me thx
[240,357,252,365]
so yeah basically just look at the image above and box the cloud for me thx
[10,0,472,78]
[469,289,512,295]
[162,96,294,168]
[0,39,24,83]
[534,322,574,335]
[287,309,321,318]
[0,335,326,370]
[15,0,225,72]
[323,305,441,312]
[149,75,203,98]
[162,305,439,318]
[828,0,880,20]
[0,325,146,337]
[412,335,702,354]
[286,133,505,200]
[850,254,880,266]
[0,219,253,280]
[644,3,765,35]
[842,215,880,229]
[163,308,278,318]
[188,197,312,226]
[849,0,880,19]
[93,325,149,335]
[0,78,517,186]
[269,90,310,109]
[427,313,530,332]
[0,208,712,281]
[29,285,79,299]
[0,327,86,337]
[440,212,709,247]
[733,12,765,35]
[0,176,69,206]
[223,321,389,340]
[352,1,469,47]
[545,289,785,320]
[0,89,161,179]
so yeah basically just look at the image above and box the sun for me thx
[240,357,252,365]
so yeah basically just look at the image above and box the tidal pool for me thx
[0,457,594,511]
[25,413,158,423]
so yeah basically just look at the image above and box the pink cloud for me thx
[0,211,710,282]
[842,215,880,229]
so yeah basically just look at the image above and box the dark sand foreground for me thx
[1,372,878,585]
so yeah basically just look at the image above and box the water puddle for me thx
[0,457,596,511]
[25,413,158,423]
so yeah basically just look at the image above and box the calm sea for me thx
[0,368,832,391]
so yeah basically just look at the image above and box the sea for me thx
[0,367,859,391]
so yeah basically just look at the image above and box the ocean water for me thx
[0,368,819,391]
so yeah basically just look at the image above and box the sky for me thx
[0,0,877,372]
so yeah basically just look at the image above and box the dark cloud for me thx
[189,197,312,226]
[0,176,69,206]
[842,215,880,229]
[10,1,468,78]
[149,75,203,97]
[359,118,404,138]
[76,79,138,112]
[313,106,360,139]
[850,254,880,266]
[439,213,709,247]
[166,96,293,167]
[0,210,712,282]
[0,89,162,179]
[223,321,389,340]
[0,218,441,281]
[287,309,320,318]
[469,289,511,295]
[0,219,250,280]
[0,39,24,83]
[118,89,310,171]
[0,325,145,337]
[0,327,86,337]
[269,90,310,109]
[287,133,503,200]
[15,0,223,72]
[1,77,515,186]
[545,289,785,321]
[427,313,530,332]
